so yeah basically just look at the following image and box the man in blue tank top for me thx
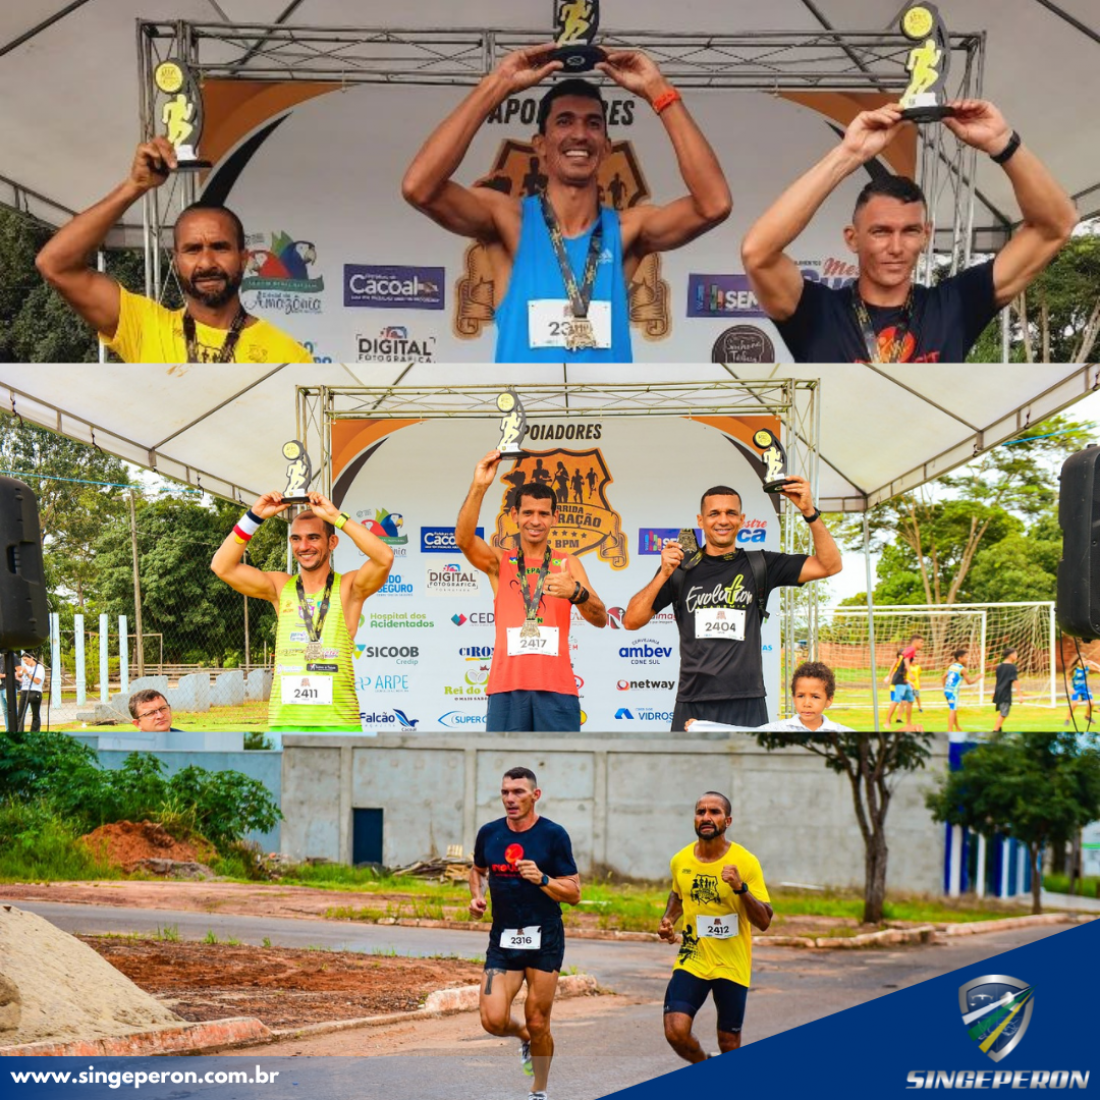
[403,45,731,363]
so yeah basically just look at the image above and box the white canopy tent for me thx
[2,0,1098,242]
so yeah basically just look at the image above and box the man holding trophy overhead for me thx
[210,463,394,734]
[402,2,731,363]
[456,413,608,732]
[741,1,1077,364]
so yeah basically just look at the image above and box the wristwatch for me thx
[540,873,550,887]
[734,882,749,895]
[802,508,821,524]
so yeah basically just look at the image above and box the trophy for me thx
[551,0,606,72]
[898,2,955,123]
[153,58,212,170]
[752,429,791,494]
[495,389,530,459]
[281,440,314,504]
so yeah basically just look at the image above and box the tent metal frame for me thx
[294,379,822,720]
[135,19,986,304]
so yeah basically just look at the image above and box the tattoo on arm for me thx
[484,967,507,995]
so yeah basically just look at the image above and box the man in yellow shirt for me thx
[658,791,772,1061]
[36,137,311,363]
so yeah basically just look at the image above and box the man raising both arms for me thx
[402,46,731,362]
[211,491,393,734]
[741,101,1076,362]
[36,138,311,363]
[470,767,580,1100]
[659,791,772,1062]
[457,451,607,733]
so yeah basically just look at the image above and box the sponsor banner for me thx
[344,264,445,310]
[421,525,483,553]
[425,562,481,596]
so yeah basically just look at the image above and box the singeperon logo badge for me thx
[959,975,1035,1063]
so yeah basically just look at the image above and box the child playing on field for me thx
[1065,653,1100,727]
[884,647,904,725]
[910,662,923,714]
[992,647,1025,732]
[943,648,982,734]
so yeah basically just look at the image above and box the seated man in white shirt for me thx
[685,661,853,733]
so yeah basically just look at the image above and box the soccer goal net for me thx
[818,602,1056,710]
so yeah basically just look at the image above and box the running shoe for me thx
[529,1092,548,1100]
[519,1040,534,1077]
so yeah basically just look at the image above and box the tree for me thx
[963,508,1061,604]
[0,412,132,608]
[752,731,934,923]
[926,733,1100,914]
[834,417,1091,608]
[968,230,1100,363]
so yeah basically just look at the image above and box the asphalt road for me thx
[9,900,1074,1100]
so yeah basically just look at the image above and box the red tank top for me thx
[487,551,577,696]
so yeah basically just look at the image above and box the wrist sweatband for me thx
[990,130,1021,165]
[233,509,264,544]
[334,512,350,530]
[803,508,822,524]
[570,583,591,606]
[651,87,681,114]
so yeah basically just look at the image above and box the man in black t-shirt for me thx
[992,647,1023,732]
[470,766,580,1100]
[741,100,1077,363]
[623,480,842,730]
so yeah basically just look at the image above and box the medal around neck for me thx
[551,0,607,72]
[495,390,530,459]
[898,2,956,123]
[753,429,790,494]
[153,58,212,170]
[281,439,314,504]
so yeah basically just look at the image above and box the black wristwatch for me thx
[802,508,821,524]
[540,873,550,887]
[991,130,1021,165]
[735,882,749,895]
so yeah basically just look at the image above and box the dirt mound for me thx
[0,905,183,1048]
[81,821,215,872]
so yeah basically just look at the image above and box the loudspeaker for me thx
[0,476,49,651]
[1057,445,1100,641]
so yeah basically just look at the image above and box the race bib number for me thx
[698,914,738,939]
[506,626,560,657]
[280,675,334,706]
[501,926,542,950]
[694,607,747,641]
[528,300,612,349]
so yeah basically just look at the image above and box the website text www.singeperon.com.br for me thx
[9,1066,280,1090]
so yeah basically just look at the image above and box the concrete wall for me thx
[281,733,949,891]
[94,749,282,853]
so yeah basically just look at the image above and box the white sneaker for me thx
[519,1039,533,1077]
[529,1092,548,1100]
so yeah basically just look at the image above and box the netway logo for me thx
[617,678,675,691]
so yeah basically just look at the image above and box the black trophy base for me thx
[175,158,213,172]
[282,496,313,505]
[498,447,528,461]
[764,479,793,495]
[899,104,957,123]
[551,44,607,72]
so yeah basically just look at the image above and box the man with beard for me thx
[456,452,607,732]
[741,101,1076,363]
[658,791,771,1062]
[402,46,731,362]
[470,767,580,1100]
[36,137,310,363]
[623,481,841,730]
[211,490,393,733]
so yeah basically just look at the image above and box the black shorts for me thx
[664,968,749,1034]
[673,697,769,732]
[485,921,565,973]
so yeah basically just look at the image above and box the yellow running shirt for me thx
[100,287,311,363]
[670,841,770,987]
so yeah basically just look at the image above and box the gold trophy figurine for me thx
[551,0,606,72]
[281,440,314,504]
[898,2,956,123]
[753,429,791,494]
[495,390,530,459]
[153,58,212,170]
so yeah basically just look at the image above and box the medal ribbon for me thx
[296,569,335,643]
[183,306,248,364]
[538,193,603,321]
[852,287,914,364]
[512,547,553,622]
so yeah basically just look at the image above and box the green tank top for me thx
[269,570,361,733]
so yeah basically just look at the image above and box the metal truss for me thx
[296,378,821,717]
[137,20,985,298]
